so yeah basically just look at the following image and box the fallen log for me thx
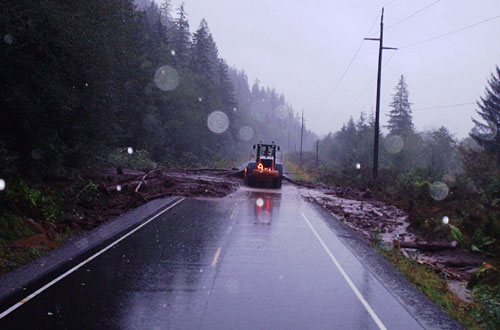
[144,192,172,201]
[417,259,464,280]
[283,176,314,188]
[442,259,483,267]
[394,240,457,251]
[135,168,160,193]
[171,168,235,172]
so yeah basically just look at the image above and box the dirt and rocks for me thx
[5,169,492,296]
[293,179,491,291]
[68,166,240,229]
[7,167,240,255]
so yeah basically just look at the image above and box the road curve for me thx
[0,185,460,329]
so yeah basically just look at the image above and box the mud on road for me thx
[6,168,490,292]
[292,179,491,297]
[2,167,240,271]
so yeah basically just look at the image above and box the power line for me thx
[319,51,396,139]
[400,13,500,49]
[344,51,398,112]
[369,0,442,37]
[366,11,383,36]
[384,0,399,8]
[310,41,365,117]
[309,12,381,120]
[412,102,475,111]
[385,0,442,31]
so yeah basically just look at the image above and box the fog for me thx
[169,0,500,138]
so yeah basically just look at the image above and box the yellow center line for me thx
[211,248,222,267]
[230,207,238,220]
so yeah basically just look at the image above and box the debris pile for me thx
[72,166,239,229]
[302,187,491,282]
[6,167,240,253]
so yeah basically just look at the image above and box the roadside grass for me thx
[284,161,318,183]
[0,245,46,275]
[292,160,500,328]
[382,249,493,329]
[0,230,74,276]
[473,283,500,329]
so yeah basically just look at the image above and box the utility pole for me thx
[300,110,304,164]
[364,7,397,180]
[316,140,319,167]
[287,127,290,154]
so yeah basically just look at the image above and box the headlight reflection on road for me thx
[255,194,274,225]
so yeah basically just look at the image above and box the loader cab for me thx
[246,142,283,188]
[253,143,280,166]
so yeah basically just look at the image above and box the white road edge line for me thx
[300,211,387,330]
[0,197,186,319]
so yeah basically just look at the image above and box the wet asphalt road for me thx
[1,185,452,329]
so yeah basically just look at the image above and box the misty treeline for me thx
[316,73,500,252]
[318,76,460,176]
[0,0,314,180]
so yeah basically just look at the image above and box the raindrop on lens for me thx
[0,179,5,191]
[429,181,449,201]
[4,34,13,45]
[127,147,134,155]
[239,126,254,141]
[442,216,449,225]
[207,111,229,134]
[154,65,179,91]
[355,163,361,170]
[385,135,404,154]
[256,198,264,207]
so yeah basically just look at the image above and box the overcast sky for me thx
[168,0,500,138]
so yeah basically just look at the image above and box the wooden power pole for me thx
[300,110,304,164]
[364,7,397,180]
[316,140,319,167]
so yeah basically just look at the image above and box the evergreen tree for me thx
[425,127,457,175]
[356,112,374,166]
[471,66,500,157]
[387,75,413,136]
[190,19,214,78]
[172,3,191,66]
[216,59,237,111]
[335,117,358,166]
